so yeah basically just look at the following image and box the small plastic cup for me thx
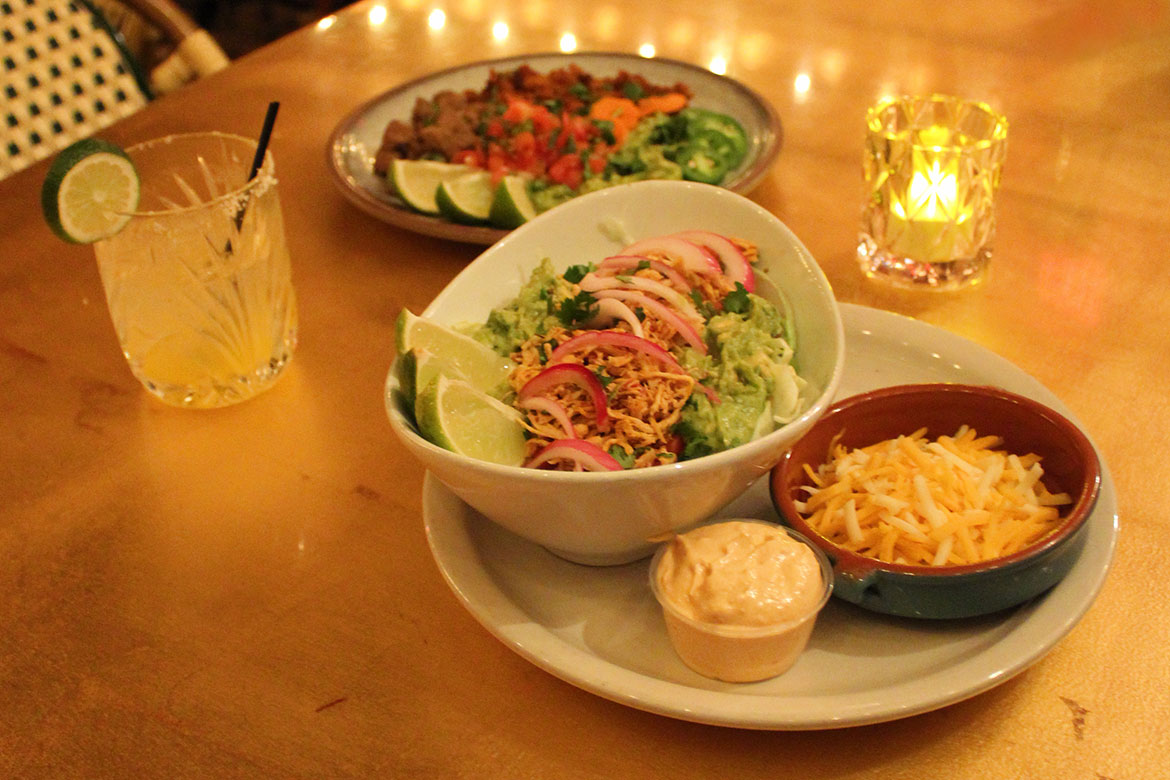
[649,520,833,683]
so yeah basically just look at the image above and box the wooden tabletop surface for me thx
[3,0,1168,776]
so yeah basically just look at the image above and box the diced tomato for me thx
[552,124,571,152]
[548,153,584,189]
[511,131,536,156]
[588,153,607,174]
[502,99,532,123]
[484,119,506,139]
[566,114,593,144]
[486,143,510,183]
[503,131,537,174]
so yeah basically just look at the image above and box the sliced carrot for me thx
[589,96,641,129]
[636,92,689,115]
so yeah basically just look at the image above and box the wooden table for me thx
[3,0,1168,776]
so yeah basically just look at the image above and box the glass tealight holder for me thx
[858,95,1008,291]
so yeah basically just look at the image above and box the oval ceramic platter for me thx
[422,303,1120,730]
[327,52,782,244]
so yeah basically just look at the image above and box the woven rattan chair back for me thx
[1,0,227,181]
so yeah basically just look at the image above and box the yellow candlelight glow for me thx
[892,160,962,222]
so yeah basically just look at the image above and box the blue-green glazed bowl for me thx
[769,384,1101,619]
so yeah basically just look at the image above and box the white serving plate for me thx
[421,303,1119,729]
[327,52,782,244]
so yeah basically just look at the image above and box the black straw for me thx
[234,101,280,232]
[247,101,280,183]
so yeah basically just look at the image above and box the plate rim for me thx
[421,303,1120,729]
[326,50,783,245]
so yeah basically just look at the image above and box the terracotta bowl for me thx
[769,383,1101,619]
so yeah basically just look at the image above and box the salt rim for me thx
[119,131,277,218]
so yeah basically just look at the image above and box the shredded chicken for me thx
[510,324,694,468]
[507,247,751,470]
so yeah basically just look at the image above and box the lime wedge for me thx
[415,374,527,465]
[397,347,458,414]
[41,138,140,244]
[436,171,494,224]
[387,159,475,215]
[489,175,538,229]
[395,309,513,399]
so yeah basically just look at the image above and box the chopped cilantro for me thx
[608,445,636,469]
[722,283,751,314]
[690,289,716,320]
[593,119,616,145]
[569,83,591,100]
[539,339,558,364]
[556,290,599,326]
[562,263,593,283]
[649,112,689,146]
[622,82,646,101]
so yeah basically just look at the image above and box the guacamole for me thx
[675,293,802,459]
[472,258,571,355]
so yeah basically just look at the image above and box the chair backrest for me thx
[92,0,228,95]
[1,0,227,181]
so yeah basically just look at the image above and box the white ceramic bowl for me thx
[385,180,845,565]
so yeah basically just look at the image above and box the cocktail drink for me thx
[858,95,1008,290]
[93,132,297,408]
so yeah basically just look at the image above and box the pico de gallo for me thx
[373,64,750,216]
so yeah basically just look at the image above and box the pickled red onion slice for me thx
[579,272,702,325]
[548,330,684,373]
[548,330,719,404]
[671,230,756,292]
[518,363,610,431]
[591,289,706,354]
[517,396,576,439]
[619,236,722,278]
[524,439,624,471]
[587,297,645,337]
[597,255,692,294]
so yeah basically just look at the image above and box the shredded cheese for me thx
[799,427,1073,567]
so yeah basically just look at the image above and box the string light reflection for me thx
[708,55,727,75]
[428,8,447,29]
[368,4,387,25]
[638,43,656,58]
[794,72,811,102]
[560,32,578,52]
[317,14,336,30]
[492,21,509,40]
